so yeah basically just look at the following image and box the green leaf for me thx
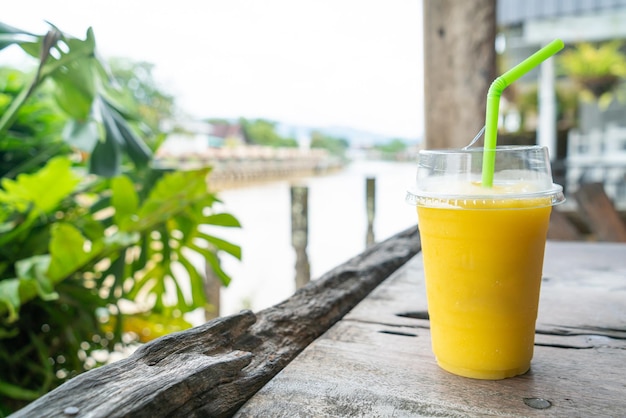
[121,311,192,342]
[38,27,97,81]
[0,156,80,214]
[62,118,99,151]
[198,232,242,260]
[47,223,103,282]
[89,122,121,177]
[0,268,59,323]
[133,232,150,271]
[136,168,212,229]
[0,22,38,51]
[0,379,42,401]
[103,99,152,167]
[0,327,18,339]
[111,175,139,229]
[15,255,58,301]
[51,63,95,119]
[44,31,98,119]
[178,255,207,308]
[17,40,41,58]
[188,243,232,286]
[171,271,192,312]
[203,213,242,228]
[125,264,160,300]
[0,279,22,322]
[152,268,167,313]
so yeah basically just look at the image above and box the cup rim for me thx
[406,184,565,208]
[418,145,545,155]
[407,145,565,208]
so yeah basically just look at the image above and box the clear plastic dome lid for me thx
[405,146,565,209]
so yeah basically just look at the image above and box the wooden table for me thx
[235,241,626,417]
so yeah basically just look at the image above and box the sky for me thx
[2,0,424,140]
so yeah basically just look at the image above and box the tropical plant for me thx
[0,67,70,178]
[0,22,241,414]
[558,41,626,101]
[0,22,151,178]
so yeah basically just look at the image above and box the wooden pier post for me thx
[366,177,376,247]
[204,261,221,320]
[291,185,311,289]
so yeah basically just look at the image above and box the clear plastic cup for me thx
[406,145,564,380]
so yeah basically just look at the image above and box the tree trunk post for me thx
[291,185,310,289]
[366,177,376,247]
[423,0,497,149]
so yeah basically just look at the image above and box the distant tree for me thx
[374,138,408,155]
[239,118,297,147]
[206,117,233,125]
[310,131,349,157]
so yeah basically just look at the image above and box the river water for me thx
[196,158,418,318]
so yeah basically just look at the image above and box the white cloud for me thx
[2,0,424,139]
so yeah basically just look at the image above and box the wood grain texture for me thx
[12,226,421,418]
[423,0,497,148]
[236,241,626,417]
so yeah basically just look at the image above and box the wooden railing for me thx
[154,146,344,190]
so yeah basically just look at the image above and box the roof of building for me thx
[498,0,626,26]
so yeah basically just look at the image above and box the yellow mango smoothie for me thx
[417,191,552,379]
[407,149,565,380]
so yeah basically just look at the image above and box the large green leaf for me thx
[0,157,79,213]
[102,99,152,167]
[0,22,37,51]
[37,27,96,81]
[50,58,96,119]
[188,242,232,286]
[135,168,212,229]
[97,250,127,302]
[0,255,59,323]
[47,223,103,282]
[15,255,58,301]
[62,117,99,151]
[177,255,207,309]
[0,380,42,401]
[0,156,78,207]
[90,98,126,177]
[0,157,79,247]
[0,278,22,322]
[89,123,121,177]
[202,213,241,228]
[198,232,242,260]
[111,175,139,229]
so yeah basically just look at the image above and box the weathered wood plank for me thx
[236,241,626,417]
[11,226,420,418]
[236,319,626,417]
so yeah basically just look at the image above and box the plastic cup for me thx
[406,145,564,380]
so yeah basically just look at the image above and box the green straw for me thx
[481,39,564,187]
